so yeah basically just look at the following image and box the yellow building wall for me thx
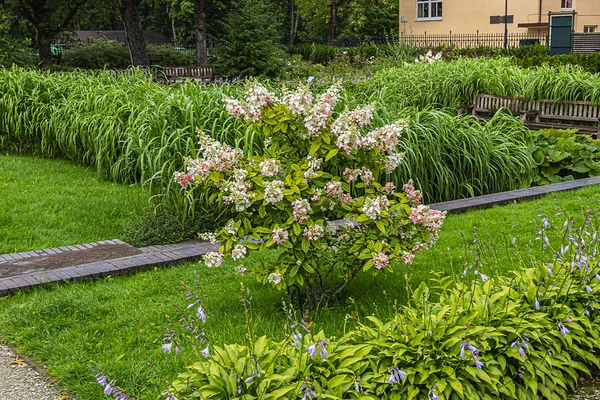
[398,0,600,35]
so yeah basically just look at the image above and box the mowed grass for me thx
[0,154,149,253]
[1,184,599,399]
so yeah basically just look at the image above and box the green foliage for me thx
[169,236,600,399]
[515,52,600,74]
[0,37,37,67]
[390,109,536,203]
[147,44,194,66]
[123,207,231,248]
[531,129,600,185]
[60,40,195,69]
[218,0,286,77]
[61,40,131,69]
[353,58,600,114]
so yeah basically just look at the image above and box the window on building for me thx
[584,25,597,33]
[417,0,442,20]
[561,0,573,9]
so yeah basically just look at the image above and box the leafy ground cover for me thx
[1,185,598,399]
[0,154,149,253]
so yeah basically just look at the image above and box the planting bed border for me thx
[1,177,600,296]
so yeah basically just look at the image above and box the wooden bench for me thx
[155,66,221,83]
[462,94,600,138]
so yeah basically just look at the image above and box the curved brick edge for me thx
[0,241,219,296]
[429,176,600,214]
[0,240,127,263]
[1,177,599,297]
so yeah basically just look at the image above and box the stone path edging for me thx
[1,177,600,296]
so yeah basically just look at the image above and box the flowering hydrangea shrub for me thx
[176,81,446,310]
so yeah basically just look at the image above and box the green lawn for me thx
[1,183,599,399]
[0,154,149,253]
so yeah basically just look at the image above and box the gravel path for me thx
[0,343,64,400]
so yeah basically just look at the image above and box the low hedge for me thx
[168,214,600,399]
[60,40,194,69]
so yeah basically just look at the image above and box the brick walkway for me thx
[1,176,599,296]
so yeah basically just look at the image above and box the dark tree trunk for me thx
[120,0,150,66]
[37,34,53,67]
[194,0,208,66]
[327,0,337,44]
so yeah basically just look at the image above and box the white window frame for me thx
[416,0,442,21]
[584,25,597,33]
[561,0,574,11]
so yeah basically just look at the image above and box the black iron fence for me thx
[299,32,549,49]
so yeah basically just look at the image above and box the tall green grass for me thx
[351,58,600,117]
[0,62,552,213]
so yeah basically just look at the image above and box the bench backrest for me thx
[538,100,600,122]
[474,94,538,114]
[163,66,218,77]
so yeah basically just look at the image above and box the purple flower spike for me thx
[473,358,484,369]
[197,305,207,323]
[95,373,107,386]
[306,344,317,358]
[201,345,210,357]
[388,366,406,384]
[162,342,173,353]
[319,340,329,360]
[558,321,571,337]
[535,297,540,310]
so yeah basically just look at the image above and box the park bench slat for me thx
[464,94,600,138]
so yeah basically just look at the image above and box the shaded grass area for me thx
[0,154,149,253]
[0,185,599,399]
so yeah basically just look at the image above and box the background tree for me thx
[1,0,88,66]
[120,0,150,65]
[219,0,284,77]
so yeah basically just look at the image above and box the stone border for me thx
[1,177,599,296]
[0,241,218,296]
[429,176,600,214]
[0,240,127,263]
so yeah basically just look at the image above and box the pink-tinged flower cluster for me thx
[382,182,396,195]
[292,198,311,223]
[259,158,279,177]
[324,181,351,204]
[403,179,423,205]
[282,85,313,115]
[203,252,224,267]
[409,205,447,232]
[173,172,194,189]
[232,244,247,260]
[343,168,360,182]
[373,252,389,269]
[362,121,407,152]
[348,103,375,128]
[401,251,415,265]
[304,156,323,179]
[222,168,255,211]
[303,223,325,241]
[362,196,390,220]
[343,167,374,186]
[223,82,275,122]
[264,180,284,204]
[384,152,404,173]
[304,82,341,137]
[272,228,289,244]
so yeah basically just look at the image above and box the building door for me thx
[549,12,574,55]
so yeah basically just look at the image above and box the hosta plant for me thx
[168,211,600,399]
[176,82,446,310]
